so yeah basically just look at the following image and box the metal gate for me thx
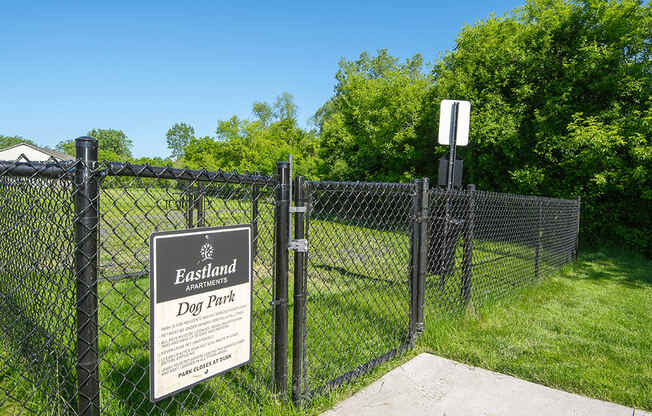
[289,178,422,404]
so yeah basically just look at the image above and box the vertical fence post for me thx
[291,176,307,406]
[252,182,259,258]
[416,178,429,334]
[409,180,420,343]
[575,196,581,260]
[185,184,194,228]
[409,178,429,342]
[194,185,204,227]
[535,198,542,280]
[461,184,474,306]
[273,161,290,397]
[74,136,100,416]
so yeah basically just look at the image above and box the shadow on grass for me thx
[572,250,652,287]
[423,274,466,313]
[221,363,277,409]
[104,354,212,416]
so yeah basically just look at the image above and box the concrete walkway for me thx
[322,353,650,416]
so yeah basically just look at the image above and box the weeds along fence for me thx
[0,137,580,415]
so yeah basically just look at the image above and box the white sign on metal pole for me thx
[438,100,471,146]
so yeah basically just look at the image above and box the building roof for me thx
[0,142,75,161]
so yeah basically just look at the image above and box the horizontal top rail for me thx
[102,162,277,185]
[473,189,578,204]
[307,180,414,191]
[0,160,76,179]
[0,159,576,204]
[0,160,278,186]
[429,186,578,205]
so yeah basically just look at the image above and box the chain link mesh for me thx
[295,182,579,404]
[0,160,78,415]
[424,188,580,320]
[0,157,580,414]
[95,163,279,415]
[299,181,415,400]
[0,160,281,415]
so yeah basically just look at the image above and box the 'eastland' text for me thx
[175,259,238,285]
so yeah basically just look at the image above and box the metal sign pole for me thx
[447,102,459,191]
[441,102,459,289]
[288,154,293,242]
[434,99,470,284]
[438,99,469,189]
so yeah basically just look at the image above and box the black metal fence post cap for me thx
[75,137,98,160]
[276,161,290,169]
[75,136,98,145]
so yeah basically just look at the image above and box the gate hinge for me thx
[288,239,308,252]
[289,206,307,213]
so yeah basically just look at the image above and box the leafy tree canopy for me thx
[0,135,35,149]
[57,128,133,161]
[182,93,319,178]
[312,1,650,253]
[166,122,196,159]
[424,0,651,253]
[315,49,432,182]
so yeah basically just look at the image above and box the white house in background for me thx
[0,142,74,162]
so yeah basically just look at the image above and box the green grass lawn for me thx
[422,248,652,411]
[305,248,652,414]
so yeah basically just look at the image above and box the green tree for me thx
[252,102,274,127]
[425,0,651,253]
[273,92,298,121]
[87,128,132,158]
[166,122,196,159]
[57,128,133,161]
[316,49,432,182]
[0,135,35,148]
[182,94,320,178]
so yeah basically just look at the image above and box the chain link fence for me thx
[0,161,78,416]
[0,149,282,415]
[95,162,280,416]
[0,137,580,414]
[291,180,580,405]
[423,188,580,320]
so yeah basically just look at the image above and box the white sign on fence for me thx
[438,100,471,146]
[149,225,252,401]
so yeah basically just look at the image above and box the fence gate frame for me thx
[287,176,435,405]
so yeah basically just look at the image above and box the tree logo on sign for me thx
[200,243,214,262]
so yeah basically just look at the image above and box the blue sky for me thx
[1,0,523,158]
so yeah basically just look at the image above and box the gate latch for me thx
[288,239,308,252]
